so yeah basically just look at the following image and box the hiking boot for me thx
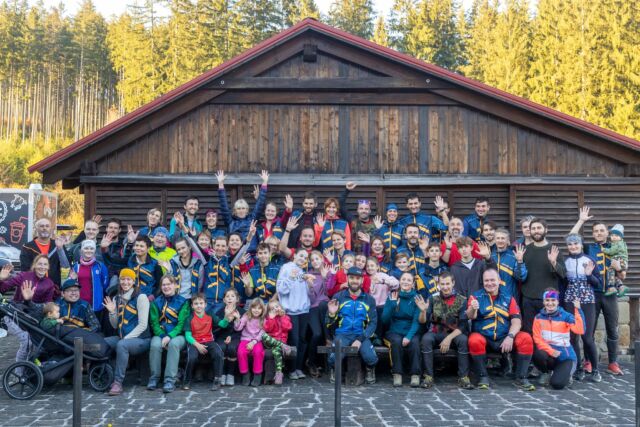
[607,362,624,376]
[392,374,402,387]
[410,375,420,388]
[306,361,321,378]
[146,378,158,391]
[477,376,490,390]
[528,366,541,378]
[242,373,251,386]
[421,374,434,389]
[538,372,551,387]
[226,374,235,386]
[182,382,191,390]
[162,381,175,393]
[250,374,262,387]
[573,369,585,382]
[329,368,335,384]
[108,381,123,396]
[365,366,376,384]
[274,372,284,385]
[458,376,473,390]
[583,361,593,374]
[514,378,536,391]
[588,370,602,383]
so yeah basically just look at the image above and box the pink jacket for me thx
[368,272,399,306]
[234,315,264,341]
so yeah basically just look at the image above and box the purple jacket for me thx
[308,271,333,308]
[0,271,56,304]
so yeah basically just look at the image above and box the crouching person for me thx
[382,272,421,388]
[103,268,152,396]
[467,268,535,391]
[326,267,378,384]
[147,275,190,393]
[420,272,472,389]
[532,289,585,389]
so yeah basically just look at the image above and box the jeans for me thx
[595,292,619,363]
[385,332,420,375]
[149,335,186,384]
[4,318,30,362]
[328,334,378,368]
[105,336,151,383]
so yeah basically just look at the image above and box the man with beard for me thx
[289,191,318,249]
[463,197,491,242]
[21,218,64,288]
[374,203,403,261]
[399,193,449,243]
[279,216,316,260]
[568,206,624,376]
[492,228,527,300]
[521,218,566,333]
[481,221,497,249]
[68,219,101,263]
[326,266,378,384]
[440,217,482,267]
[339,182,377,253]
[397,224,427,276]
[169,196,203,244]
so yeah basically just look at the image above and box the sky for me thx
[38,0,475,20]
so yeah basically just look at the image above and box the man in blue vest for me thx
[463,196,491,242]
[467,268,535,391]
[399,193,449,242]
[57,279,101,333]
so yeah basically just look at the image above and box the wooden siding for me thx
[96,104,625,177]
[257,51,386,79]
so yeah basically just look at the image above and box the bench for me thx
[263,347,297,384]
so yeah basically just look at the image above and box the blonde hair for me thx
[246,298,266,322]
[233,199,249,216]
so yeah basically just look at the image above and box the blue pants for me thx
[328,334,378,367]
[105,336,151,383]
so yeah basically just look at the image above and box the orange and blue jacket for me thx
[532,307,584,362]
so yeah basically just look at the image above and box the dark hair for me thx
[592,221,608,230]
[160,274,179,294]
[456,236,474,248]
[184,196,199,205]
[405,192,420,202]
[427,242,441,252]
[174,237,190,249]
[438,271,454,282]
[191,293,206,304]
[256,243,271,253]
[223,287,240,301]
[303,191,316,201]
[483,220,497,231]
[404,223,420,233]
[228,232,243,242]
[475,196,490,204]
[106,217,122,227]
[135,235,152,248]
[324,197,340,211]
[529,217,547,229]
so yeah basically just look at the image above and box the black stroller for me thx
[0,301,114,399]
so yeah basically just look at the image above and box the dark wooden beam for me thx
[625,164,640,176]
[79,173,640,187]
[303,44,317,62]
[209,91,458,105]
[216,77,433,90]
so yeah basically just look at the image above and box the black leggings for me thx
[288,313,310,371]
[215,336,240,375]
[563,302,597,368]
[595,292,619,363]
[532,349,574,389]
[307,302,328,367]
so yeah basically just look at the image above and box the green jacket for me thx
[381,289,421,340]
[149,297,191,338]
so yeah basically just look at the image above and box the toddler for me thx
[262,300,293,384]
[602,224,629,297]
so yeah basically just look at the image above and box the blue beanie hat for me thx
[386,203,398,212]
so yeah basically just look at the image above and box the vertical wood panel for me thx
[428,109,439,173]
[418,106,429,174]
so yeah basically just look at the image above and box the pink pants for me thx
[237,340,265,374]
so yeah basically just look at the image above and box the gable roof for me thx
[29,17,640,175]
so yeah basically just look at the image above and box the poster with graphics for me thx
[0,190,30,260]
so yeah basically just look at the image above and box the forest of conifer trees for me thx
[0,0,639,195]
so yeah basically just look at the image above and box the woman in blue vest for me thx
[170,237,204,299]
[103,268,151,396]
[147,275,190,393]
[314,197,351,252]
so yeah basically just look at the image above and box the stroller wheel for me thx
[3,361,44,400]
[89,363,114,392]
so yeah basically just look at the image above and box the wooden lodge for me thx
[30,18,640,305]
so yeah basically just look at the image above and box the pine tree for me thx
[327,0,375,39]
[372,16,389,46]
[286,0,320,26]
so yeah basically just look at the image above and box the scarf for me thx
[80,257,96,267]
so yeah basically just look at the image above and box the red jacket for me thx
[327,269,370,297]
[263,314,292,343]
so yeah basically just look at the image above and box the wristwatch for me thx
[507,333,515,339]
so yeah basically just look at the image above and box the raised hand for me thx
[327,299,340,315]
[54,233,67,249]
[238,253,251,266]
[583,260,595,276]
[103,296,116,313]
[373,215,383,229]
[320,264,330,278]
[241,271,252,288]
[247,220,257,240]
[284,194,293,211]
[477,241,492,259]
[68,270,78,280]
[174,211,185,226]
[127,225,138,244]
[419,236,429,252]
[390,290,399,302]
[20,281,35,301]
[357,231,370,243]
[315,213,325,229]
[0,264,13,280]
[323,248,335,263]
[414,294,429,312]
[434,195,446,212]
[252,185,260,201]
[578,206,593,223]
[100,232,115,249]
[346,181,357,191]
[547,245,559,266]
[92,215,103,225]
[513,244,526,263]
[215,170,226,185]
[286,215,300,232]
[259,170,270,185]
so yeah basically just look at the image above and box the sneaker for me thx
[146,379,158,391]
[583,361,593,374]
[108,381,123,396]
[604,287,618,296]
[365,367,376,384]
[421,374,434,389]
[618,285,629,298]
[528,366,541,378]
[162,382,175,393]
[219,375,227,386]
[393,373,402,387]
[410,375,420,388]
[514,378,536,391]
[477,376,490,390]
[182,382,191,390]
[282,344,292,356]
[274,372,284,385]
[289,371,300,380]
[211,377,221,390]
[607,362,624,376]
[567,376,574,388]
[458,376,473,390]
[329,368,335,384]
[226,374,235,386]
[589,370,602,383]
[295,369,306,379]
[573,369,586,382]
[538,372,551,387]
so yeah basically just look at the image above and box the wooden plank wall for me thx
[96,104,625,177]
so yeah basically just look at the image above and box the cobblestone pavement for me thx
[0,335,634,426]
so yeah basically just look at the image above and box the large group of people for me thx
[0,170,628,396]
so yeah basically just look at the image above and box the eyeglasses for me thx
[357,200,371,206]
